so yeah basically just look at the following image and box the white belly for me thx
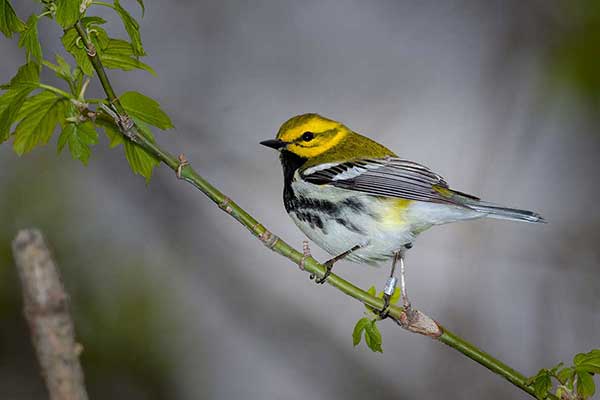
[288,180,415,265]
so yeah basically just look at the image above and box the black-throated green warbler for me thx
[261,113,545,316]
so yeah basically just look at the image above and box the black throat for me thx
[279,150,307,212]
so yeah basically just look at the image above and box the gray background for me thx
[0,1,598,399]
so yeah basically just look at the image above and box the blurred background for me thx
[1,0,599,399]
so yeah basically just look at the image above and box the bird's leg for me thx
[379,243,414,320]
[314,243,363,284]
[379,251,401,319]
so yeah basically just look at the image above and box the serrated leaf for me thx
[90,26,109,50]
[0,63,39,141]
[113,0,144,56]
[352,318,370,347]
[364,320,383,353]
[0,0,25,38]
[531,371,552,400]
[61,27,94,76]
[120,91,173,130]
[58,121,98,165]
[43,54,74,83]
[557,367,575,384]
[18,15,42,62]
[55,0,80,28]
[101,38,154,75]
[3,61,40,89]
[124,118,159,181]
[0,90,29,142]
[96,117,124,148]
[576,351,600,374]
[576,371,595,398]
[13,93,66,155]
[81,16,107,26]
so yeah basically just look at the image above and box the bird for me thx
[260,113,545,317]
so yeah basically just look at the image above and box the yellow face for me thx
[275,113,349,158]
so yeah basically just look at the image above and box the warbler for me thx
[261,113,545,314]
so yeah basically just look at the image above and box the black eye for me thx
[301,131,314,141]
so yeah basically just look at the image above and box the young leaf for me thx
[61,27,94,76]
[58,121,98,165]
[3,61,40,89]
[575,350,600,374]
[18,15,42,62]
[576,371,595,398]
[364,320,383,353]
[531,372,552,400]
[43,54,74,84]
[13,92,67,155]
[0,62,40,141]
[557,367,575,384]
[96,118,124,148]
[101,38,155,75]
[0,90,30,142]
[113,0,145,56]
[0,0,25,38]
[120,91,173,130]
[55,0,80,28]
[352,317,370,347]
[123,118,159,181]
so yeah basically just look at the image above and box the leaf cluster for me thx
[0,0,170,181]
[351,286,401,353]
[527,349,600,399]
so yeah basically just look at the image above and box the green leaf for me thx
[120,91,173,130]
[58,121,98,165]
[575,350,600,374]
[80,16,107,26]
[61,27,94,76]
[3,61,40,89]
[113,0,144,56]
[352,318,370,347]
[576,371,595,398]
[13,93,66,155]
[101,38,155,75]
[0,0,25,38]
[0,90,30,142]
[531,371,552,400]
[557,367,575,384]
[364,320,383,353]
[0,63,40,141]
[43,54,74,83]
[55,0,80,28]
[123,118,159,181]
[18,15,42,62]
[96,118,124,148]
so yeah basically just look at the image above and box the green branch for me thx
[73,20,553,400]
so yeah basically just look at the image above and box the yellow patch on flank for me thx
[379,198,412,229]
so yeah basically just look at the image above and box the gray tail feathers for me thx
[466,201,547,224]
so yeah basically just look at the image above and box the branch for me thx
[74,21,551,399]
[12,229,89,400]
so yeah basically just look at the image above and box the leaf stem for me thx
[37,83,73,99]
[74,19,552,399]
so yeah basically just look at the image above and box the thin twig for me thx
[12,229,89,400]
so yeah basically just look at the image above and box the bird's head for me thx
[260,113,351,159]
